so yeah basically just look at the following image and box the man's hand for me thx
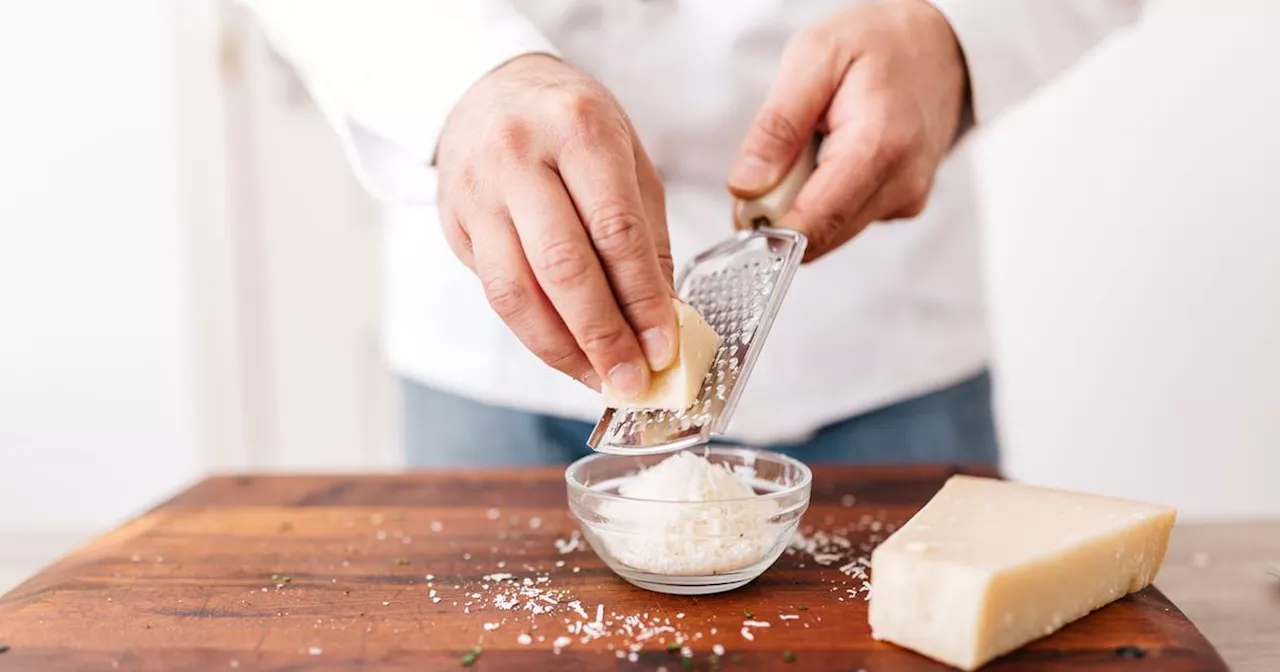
[728,0,969,262]
[436,54,677,398]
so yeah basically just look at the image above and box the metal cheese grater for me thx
[586,139,819,454]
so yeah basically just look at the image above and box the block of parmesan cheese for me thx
[869,475,1176,671]
[602,299,722,411]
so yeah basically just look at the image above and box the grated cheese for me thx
[555,531,584,554]
[595,451,783,576]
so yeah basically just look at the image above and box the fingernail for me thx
[728,155,777,193]
[607,362,646,398]
[639,328,675,371]
[580,370,602,392]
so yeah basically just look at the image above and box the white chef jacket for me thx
[241,0,1143,446]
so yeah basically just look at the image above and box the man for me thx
[242,0,1142,467]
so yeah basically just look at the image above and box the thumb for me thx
[728,33,849,199]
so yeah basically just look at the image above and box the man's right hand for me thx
[435,54,677,399]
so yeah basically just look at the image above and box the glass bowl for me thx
[565,446,812,595]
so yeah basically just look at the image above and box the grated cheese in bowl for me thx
[566,447,811,595]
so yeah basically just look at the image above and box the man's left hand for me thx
[728,0,969,262]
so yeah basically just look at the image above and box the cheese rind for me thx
[868,475,1176,671]
[602,299,722,411]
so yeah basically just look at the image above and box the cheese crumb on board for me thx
[595,451,783,576]
[868,475,1176,671]
[602,299,722,411]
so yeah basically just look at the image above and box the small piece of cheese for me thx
[603,299,722,411]
[868,475,1176,671]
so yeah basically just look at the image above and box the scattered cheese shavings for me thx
[362,491,893,662]
[555,531,584,554]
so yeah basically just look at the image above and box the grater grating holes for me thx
[588,230,803,454]
[637,250,785,432]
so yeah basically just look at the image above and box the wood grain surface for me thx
[0,465,1226,671]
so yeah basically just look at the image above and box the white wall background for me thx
[0,0,205,556]
[0,0,391,593]
[978,2,1280,520]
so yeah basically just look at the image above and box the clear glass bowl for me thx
[565,446,812,595]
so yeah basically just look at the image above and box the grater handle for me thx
[734,135,820,229]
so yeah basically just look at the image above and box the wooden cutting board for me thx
[0,465,1225,671]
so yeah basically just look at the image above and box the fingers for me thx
[437,58,678,398]
[781,115,894,262]
[467,209,599,391]
[632,140,680,368]
[728,25,854,199]
[729,14,936,262]
[558,114,679,372]
[505,163,653,399]
[784,130,935,262]
[440,210,475,271]
[632,140,676,288]
[773,52,933,262]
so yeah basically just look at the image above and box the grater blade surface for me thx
[586,226,807,454]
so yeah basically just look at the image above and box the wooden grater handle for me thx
[734,135,820,229]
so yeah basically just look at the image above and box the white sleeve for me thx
[236,0,559,205]
[931,0,1145,127]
